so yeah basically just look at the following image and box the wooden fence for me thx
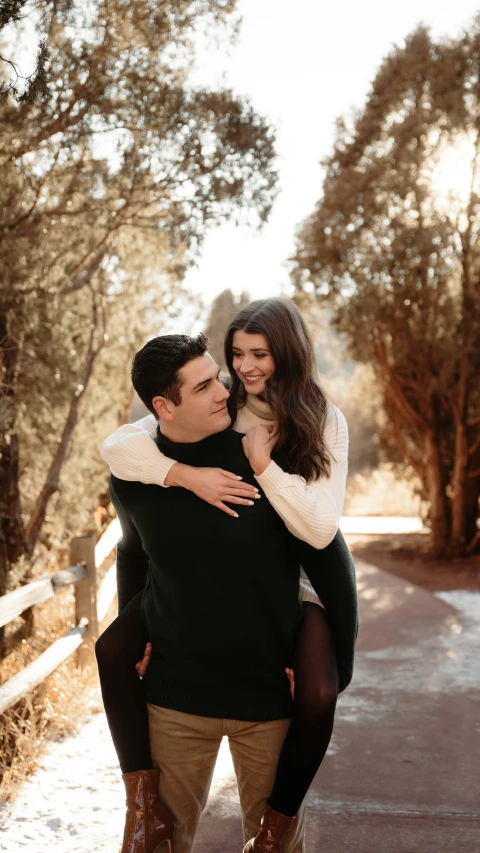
[0,518,121,715]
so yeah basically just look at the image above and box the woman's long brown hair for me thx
[224,298,333,482]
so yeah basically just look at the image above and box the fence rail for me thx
[0,518,121,716]
[0,566,87,630]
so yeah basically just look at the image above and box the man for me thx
[109,333,356,853]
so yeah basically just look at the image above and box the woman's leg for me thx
[95,591,152,773]
[268,602,339,817]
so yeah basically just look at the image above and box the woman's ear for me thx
[152,396,175,422]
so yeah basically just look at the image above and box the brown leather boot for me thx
[121,768,175,853]
[243,804,295,852]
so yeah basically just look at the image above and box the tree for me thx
[0,0,278,641]
[0,0,49,104]
[291,22,480,556]
[204,288,250,369]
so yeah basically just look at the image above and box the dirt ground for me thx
[346,532,480,592]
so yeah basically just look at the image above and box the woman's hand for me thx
[136,642,152,679]
[165,464,261,518]
[285,667,295,700]
[241,425,278,476]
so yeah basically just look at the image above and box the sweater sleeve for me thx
[109,478,151,612]
[254,404,348,549]
[100,415,176,486]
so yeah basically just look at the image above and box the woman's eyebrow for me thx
[232,348,269,353]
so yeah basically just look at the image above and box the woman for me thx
[96,298,355,853]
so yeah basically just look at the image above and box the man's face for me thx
[166,353,231,441]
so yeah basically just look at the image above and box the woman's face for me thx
[231,330,276,397]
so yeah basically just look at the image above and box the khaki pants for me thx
[148,704,306,853]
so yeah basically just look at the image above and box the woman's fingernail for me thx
[234,512,239,518]
[248,501,254,506]
[237,476,243,480]
[254,494,261,499]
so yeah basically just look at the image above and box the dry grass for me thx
[0,659,103,801]
[0,546,116,803]
[344,463,426,518]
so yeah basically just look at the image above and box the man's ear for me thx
[152,396,175,422]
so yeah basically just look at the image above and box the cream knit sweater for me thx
[100,396,349,606]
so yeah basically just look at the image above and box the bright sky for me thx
[184,0,480,308]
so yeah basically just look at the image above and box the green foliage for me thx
[0,0,278,609]
[292,21,480,555]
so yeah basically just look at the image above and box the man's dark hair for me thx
[131,333,208,414]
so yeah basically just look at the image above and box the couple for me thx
[97,298,358,853]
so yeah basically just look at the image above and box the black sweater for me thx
[110,426,358,721]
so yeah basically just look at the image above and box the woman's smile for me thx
[242,374,263,384]
[231,330,276,394]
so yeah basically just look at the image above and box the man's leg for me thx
[227,718,306,853]
[148,705,223,853]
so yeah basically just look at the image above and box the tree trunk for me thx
[450,417,469,556]
[465,440,480,553]
[0,312,30,586]
[25,317,103,549]
[0,435,29,592]
[425,431,449,556]
[464,478,480,551]
[0,310,30,654]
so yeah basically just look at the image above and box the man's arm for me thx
[109,477,150,612]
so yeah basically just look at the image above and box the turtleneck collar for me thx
[244,393,275,423]
[155,424,238,466]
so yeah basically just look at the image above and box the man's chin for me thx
[206,411,231,437]
[220,411,232,428]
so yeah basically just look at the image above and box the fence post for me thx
[71,534,98,668]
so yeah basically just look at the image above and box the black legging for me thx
[269,601,338,816]
[95,596,337,817]
[96,592,151,772]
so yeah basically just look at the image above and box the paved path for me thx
[339,515,427,535]
[195,564,480,853]
[1,559,479,852]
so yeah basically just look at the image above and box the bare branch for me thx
[372,335,431,434]
[466,529,480,554]
[468,434,480,459]
[25,288,107,548]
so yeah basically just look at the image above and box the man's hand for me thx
[285,667,295,700]
[242,425,278,476]
[136,642,152,679]
[165,464,261,518]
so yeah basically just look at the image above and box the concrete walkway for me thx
[304,563,480,852]
[194,559,480,852]
[1,559,479,852]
